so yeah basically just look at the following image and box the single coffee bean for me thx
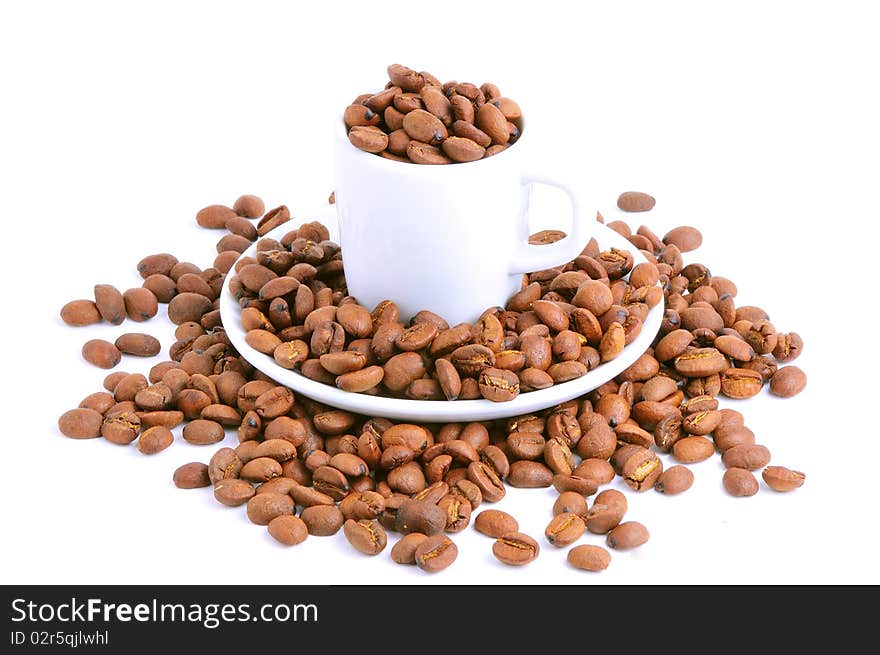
[208,447,242,483]
[467,461,506,502]
[553,491,588,520]
[769,366,807,398]
[267,515,308,546]
[655,465,695,495]
[568,544,612,572]
[173,462,211,489]
[300,505,345,536]
[137,426,174,454]
[395,498,446,535]
[507,460,554,488]
[58,408,104,439]
[585,489,628,534]
[344,519,388,555]
[82,339,122,369]
[772,332,803,363]
[722,468,759,497]
[674,348,727,377]
[101,412,141,444]
[493,532,540,566]
[240,456,282,482]
[621,448,663,491]
[606,521,650,549]
[182,419,225,445]
[60,299,103,326]
[114,333,161,357]
[720,368,764,399]
[617,191,655,212]
[762,466,806,492]
[414,533,458,572]
[474,509,518,538]
[722,444,771,470]
[672,436,715,463]
[213,479,255,506]
[246,492,294,525]
[93,284,126,325]
[545,512,586,547]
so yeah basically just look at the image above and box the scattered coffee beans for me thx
[56,189,808,576]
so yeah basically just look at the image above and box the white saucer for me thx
[220,204,662,422]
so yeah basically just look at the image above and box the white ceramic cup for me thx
[333,119,593,326]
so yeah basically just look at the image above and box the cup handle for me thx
[509,173,590,274]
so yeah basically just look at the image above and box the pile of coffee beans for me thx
[344,64,523,164]
[57,191,807,574]
[228,225,650,403]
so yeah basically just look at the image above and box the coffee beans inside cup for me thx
[344,64,523,164]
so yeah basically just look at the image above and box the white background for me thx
[1,0,878,586]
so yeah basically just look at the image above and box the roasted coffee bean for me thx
[545,512,586,547]
[93,284,126,325]
[606,521,650,549]
[474,509,518,538]
[101,412,141,444]
[343,519,387,555]
[267,515,308,546]
[720,368,763,399]
[762,466,806,492]
[300,505,345,536]
[493,532,540,566]
[246,492,294,525]
[213,478,255,506]
[673,436,715,463]
[173,462,211,489]
[414,533,458,572]
[58,408,104,439]
[395,498,447,535]
[507,460,553,488]
[723,468,759,497]
[617,191,655,212]
[114,333,161,357]
[674,348,727,377]
[722,444,771,470]
[82,339,122,369]
[568,544,612,572]
[182,419,225,445]
[769,366,807,398]
[60,299,103,326]
[655,465,695,494]
[137,426,174,454]
[621,448,663,491]
[240,456,282,482]
[585,489,627,534]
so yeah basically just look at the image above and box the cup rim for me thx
[337,115,526,171]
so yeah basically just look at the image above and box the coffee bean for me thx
[82,339,122,369]
[173,462,211,489]
[606,521,650,549]
[721,444,771,470]
[93,284,126,325]
[58,408,103,439]
[769,366,807,398]
[545,512,586,547]
[246,492,294,525]
[722,468,759,497]
[585,489,627,534]
[267,515,308,546]
[655,465,695,495]
[762,466,805,492]
[391,533,430,565]
[114,333,161,357]
[61,299,103,326]
[137,426,174,454]
[300,505,345,536]
[213,479,255,506]
[344,519,388,555]
[182,419,225,445]
[395,498,446,535]
[414,533,458,572]
[672,436,715,463]
[617,191,655,212]
[568,544,612,572]
[474,509,518,538]
[492,532,540,566]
